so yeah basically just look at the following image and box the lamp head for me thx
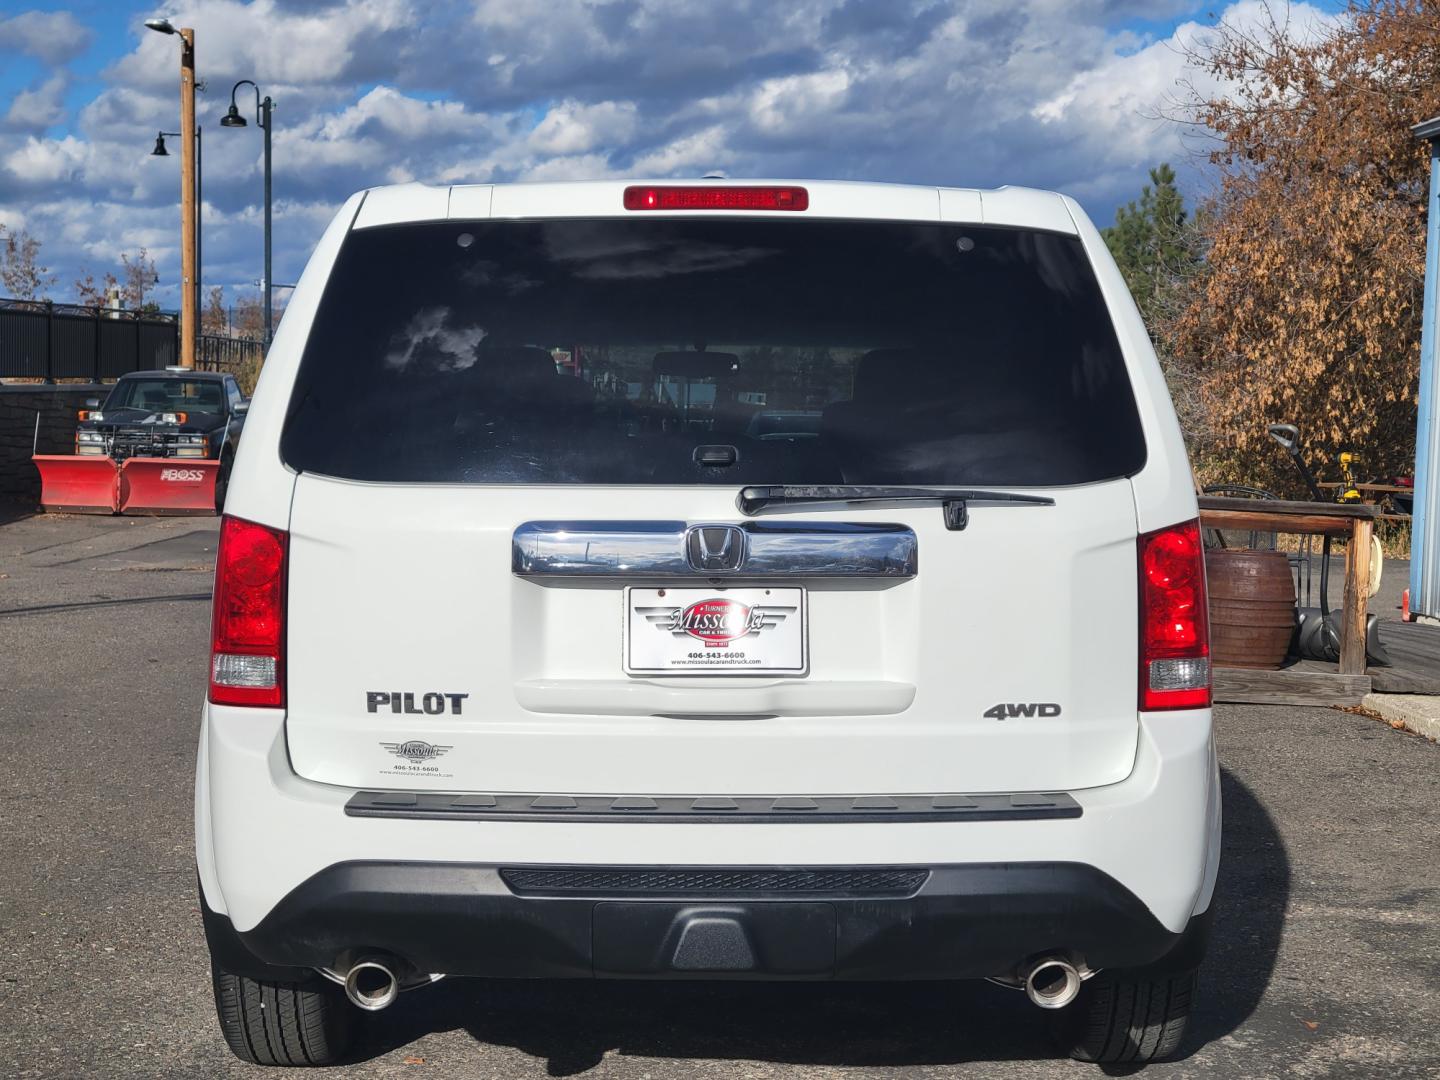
[220,103,247,128]
[151,133,169,156]
[144,17,176,34]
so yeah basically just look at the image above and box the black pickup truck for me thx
[75,368,248,504]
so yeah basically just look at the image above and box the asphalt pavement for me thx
[1,508,1437,1079]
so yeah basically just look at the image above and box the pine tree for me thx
[1102,164,1200,328]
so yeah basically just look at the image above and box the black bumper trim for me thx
[500,866,931,898]
[344,789,1082,824]
[218,860,1203,982]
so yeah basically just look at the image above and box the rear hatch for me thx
[280,212,1147,796]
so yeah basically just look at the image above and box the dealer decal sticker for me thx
[379,740,454,779]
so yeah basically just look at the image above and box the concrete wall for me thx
[0,384,104,501]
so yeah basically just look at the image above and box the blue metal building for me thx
[1409,117,1440,620]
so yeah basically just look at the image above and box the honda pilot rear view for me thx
[196,180,1220,1067]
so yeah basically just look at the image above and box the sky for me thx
[0,0,1342,312]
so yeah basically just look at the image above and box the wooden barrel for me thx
[1205,549,1297,670]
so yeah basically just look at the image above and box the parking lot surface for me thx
[1,509,1437,1079]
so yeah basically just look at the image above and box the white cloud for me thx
[518,152,619,182]
[0,0,1329,305]
[529,100,638,156]
[4,135,89,184]
[0,10,94,65]
[747,70,852,139]
[106,0,414,91]
[1033,1,1340,165]
[4,76,68,132]
[629,125,732,176]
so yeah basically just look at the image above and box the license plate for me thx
[624,587,807,675]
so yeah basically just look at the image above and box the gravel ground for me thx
[1,509,1437,1079]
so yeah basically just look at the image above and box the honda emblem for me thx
[685,524,746,573]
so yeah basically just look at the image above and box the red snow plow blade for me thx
[117,458,220,516]
[32,455,121,514]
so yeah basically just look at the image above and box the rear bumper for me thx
[196,706,1221,962]
[207,859,1211,981]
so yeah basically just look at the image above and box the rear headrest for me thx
[852,348,938,403]
[475,345,556,383]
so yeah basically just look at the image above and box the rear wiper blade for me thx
[737,485,1055,531]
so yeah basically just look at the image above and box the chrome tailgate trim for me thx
[512,520,917,579]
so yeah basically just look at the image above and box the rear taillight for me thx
[209,515,286,708]
[1138,519,1211,711]
[623,185,809,211]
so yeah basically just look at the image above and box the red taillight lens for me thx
[623,185,809,211]
[1138,519,1211,711]
[209,515,286,707]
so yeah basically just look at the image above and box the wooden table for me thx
[1198,496,1378,676]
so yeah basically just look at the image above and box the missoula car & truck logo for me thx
[637,598,792,648]
[380,740,453,764]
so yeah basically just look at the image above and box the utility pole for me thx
[148,16,200,367]
[262,94,272,344]
[179,27,197,368]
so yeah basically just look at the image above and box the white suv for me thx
[197,179,1220,1067]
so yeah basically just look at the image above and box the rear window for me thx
[281,218,1145,486]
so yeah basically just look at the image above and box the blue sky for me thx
[0,0,1343,311]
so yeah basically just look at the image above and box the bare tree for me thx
[202,285,229,335]
[233,293,267,341]
[120,249,159,312]
[72,270,120,309]
[1,225,56,301]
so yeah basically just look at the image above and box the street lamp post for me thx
[222,81,274,344]
[144,16,198,368]
[151,128,202,328]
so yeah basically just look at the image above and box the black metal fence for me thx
[0,297,180,380]
[197,334,265,376]
[0,297,271,384]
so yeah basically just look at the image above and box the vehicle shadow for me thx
[0,496,35,526]
[354,768,1288,1074]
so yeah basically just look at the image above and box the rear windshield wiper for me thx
[737,485,1055,531]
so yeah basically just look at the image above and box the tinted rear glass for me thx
[281,218,1145,486]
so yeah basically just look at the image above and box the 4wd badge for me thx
[983,702,1062,720]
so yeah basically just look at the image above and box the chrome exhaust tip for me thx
[342,956,400,1012]
[1023,956,1084,1010]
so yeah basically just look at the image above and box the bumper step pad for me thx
[345,789,1081,824]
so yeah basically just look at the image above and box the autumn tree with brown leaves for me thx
[1172,1,1438,492]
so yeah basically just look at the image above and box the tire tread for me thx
[210,962,354,1066]
[1066,968,1197,1064]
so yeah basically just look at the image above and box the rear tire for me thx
[1061,968,1197,1064]
[210,962,356,1066]
[214,451,233,514]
